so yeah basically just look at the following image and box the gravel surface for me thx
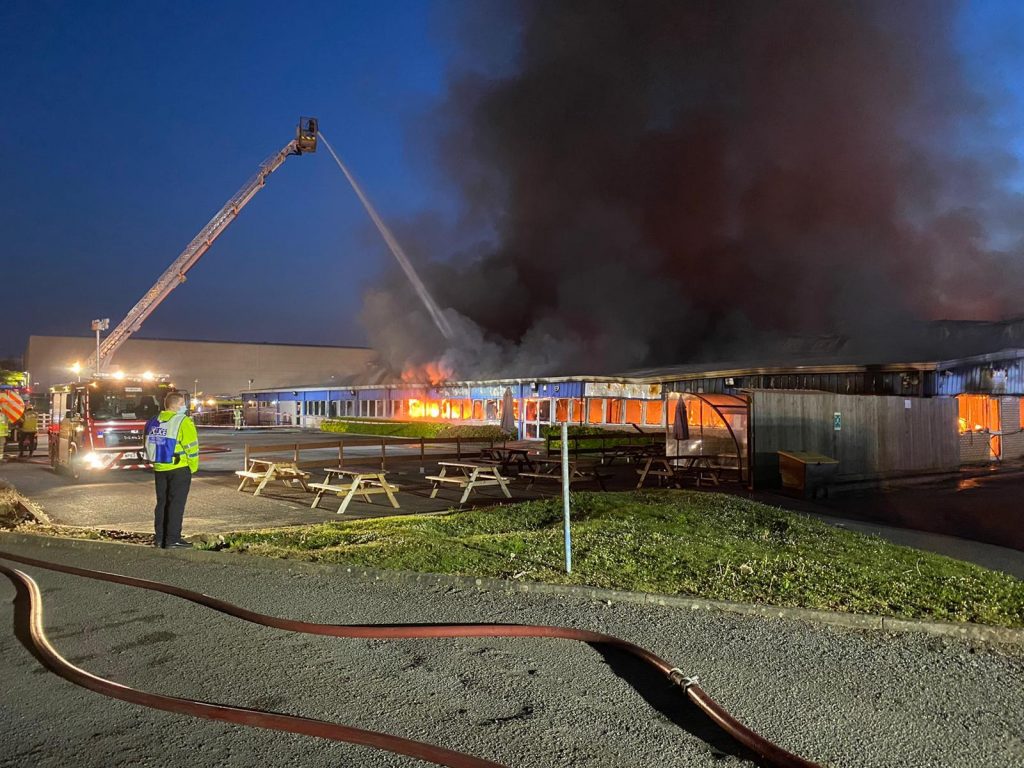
[1,535,1022,768]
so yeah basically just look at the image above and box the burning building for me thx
[248,318,1024,487]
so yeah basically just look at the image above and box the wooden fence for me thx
[750,390,959,486]
[243,436,506,472]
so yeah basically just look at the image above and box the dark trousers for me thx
[154,467,191,547]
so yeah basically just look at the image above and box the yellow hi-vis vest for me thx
[145,411,199,472]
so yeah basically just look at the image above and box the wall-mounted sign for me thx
[833,412,842,431]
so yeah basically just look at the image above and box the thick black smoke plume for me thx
[362,0,1024,380]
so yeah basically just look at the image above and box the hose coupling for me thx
[667,668,699,689]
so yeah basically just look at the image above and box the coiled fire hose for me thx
[0,550,821,768]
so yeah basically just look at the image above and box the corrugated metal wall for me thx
[935,359,1024,396]
[750,390,959,486]
[667,370,929,397]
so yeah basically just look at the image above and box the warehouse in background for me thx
[24,336,376,396]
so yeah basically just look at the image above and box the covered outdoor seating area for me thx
[635,392,749,489]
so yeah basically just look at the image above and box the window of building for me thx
[644,400,664,426]
[555,398,570,422]
[608,399,624,424]
[569,398,584,422]
[625,400,643,424]
[957,394,998,434]
[587,398,606,424]
[525,399,538,422]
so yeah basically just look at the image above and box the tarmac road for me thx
[1,534,1022,768]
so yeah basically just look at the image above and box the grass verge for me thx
[201,490,1024,628]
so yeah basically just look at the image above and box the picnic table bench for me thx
[634,455,737,489]
[601,442,663,465]
[308,468,401,514]
[427,461,513,504]
[519,457,611,491]
[477,446,535,474]
[236,459,311,496]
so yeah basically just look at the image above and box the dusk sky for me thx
[2,0,1023,362]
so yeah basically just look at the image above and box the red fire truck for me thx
[48,375,184,479]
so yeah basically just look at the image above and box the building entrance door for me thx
[523,398,552,440]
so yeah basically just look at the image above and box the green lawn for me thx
[202,490,1024,628]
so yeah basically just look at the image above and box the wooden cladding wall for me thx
[750,391,959,487]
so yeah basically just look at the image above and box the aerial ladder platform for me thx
[86,117,318,372]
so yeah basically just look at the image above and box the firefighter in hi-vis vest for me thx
[144,392,199,548]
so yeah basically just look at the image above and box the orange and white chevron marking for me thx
[0,390,26,422]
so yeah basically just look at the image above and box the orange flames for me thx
[401,360,453,386]
[408,399,442,419]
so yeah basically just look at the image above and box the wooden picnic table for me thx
[602,442,663,465]
[308,468,401,514]
[519,456,610,491]
[478,446,536,473]
[427,461,513,504]
[634,455,731,489]
[235,458,311,496]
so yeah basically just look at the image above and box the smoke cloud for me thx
[362,0,1024,380]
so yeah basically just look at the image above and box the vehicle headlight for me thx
[84,452,104,469]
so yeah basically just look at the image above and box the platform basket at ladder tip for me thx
[296,117,318,153]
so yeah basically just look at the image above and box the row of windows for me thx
[252,396,673,426]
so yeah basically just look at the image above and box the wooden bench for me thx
[236,459,311,496]
[309,469,401,513]
[519,457,612,491]
[429,461,512,504]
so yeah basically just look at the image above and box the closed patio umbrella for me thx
[671,399,689,441]
[500,388,517,437]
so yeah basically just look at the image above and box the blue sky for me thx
[1,0,1022,359]
[0,0,459,357]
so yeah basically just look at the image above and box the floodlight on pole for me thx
[90,319,110,375]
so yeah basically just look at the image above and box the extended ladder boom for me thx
[88,118,317,370]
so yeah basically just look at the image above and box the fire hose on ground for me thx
[0,550,822,768]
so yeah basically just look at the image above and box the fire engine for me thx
[48,374,185,479]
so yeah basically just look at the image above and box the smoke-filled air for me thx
[359,0,1024,382]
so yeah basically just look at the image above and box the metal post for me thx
[561,421,572,574]
[90,318,109,375]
